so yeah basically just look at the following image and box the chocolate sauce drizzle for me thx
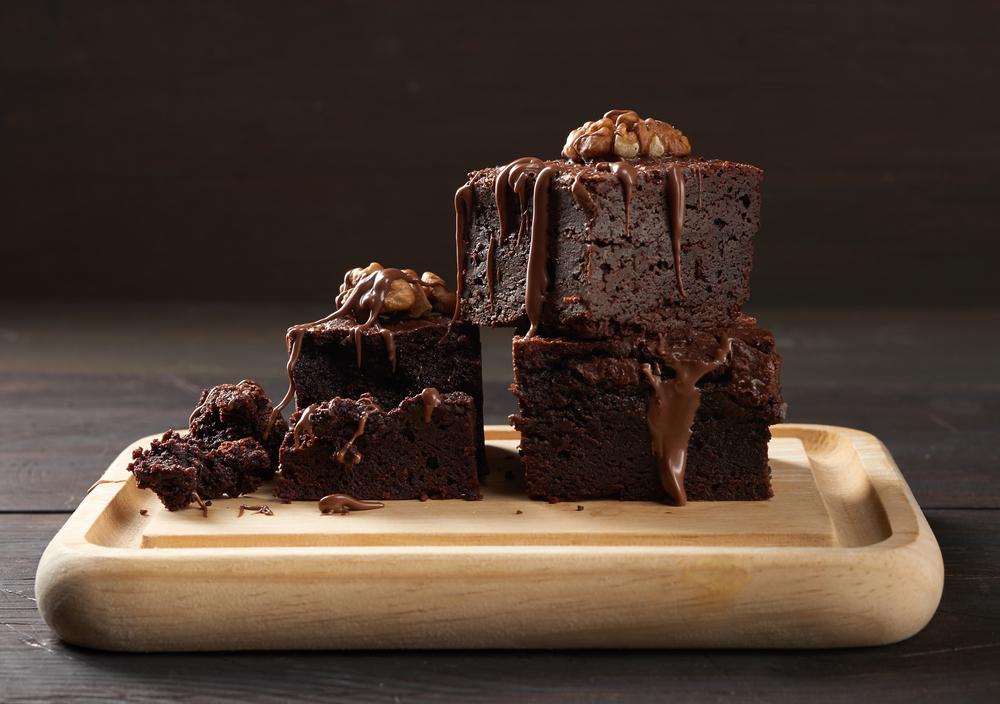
[334,398,379,465]
[293,403,317,450]
[569,161,686,297]
[420,387,441,423]
[453,179,476,323]
[666,164,687,298]
[238,503,274,517]
[489,158,546,304]
[524,165,559,337]
[265,268,428,437]
[610,161,637,233]
[318,493,385,515]
[642,336,732,505]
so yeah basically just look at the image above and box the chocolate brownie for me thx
[268,264,487,474]
[129,431,271,510]
[274,389,480,501]
[288,315,486,474]
[510,317,784,503]
[455,157,762,337]
[189,379,287,466]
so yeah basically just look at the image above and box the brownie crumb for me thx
[515,509,523,515]
[576,505,584,511]
[139,509,149,516]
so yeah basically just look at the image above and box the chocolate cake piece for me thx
[289,315,485,469]
[455,157,762,338]
[128,431,271,510]
[189,379,287,465]
[274,390,480,501]
[510,316,784,503]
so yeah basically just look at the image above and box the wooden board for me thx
[35,424,943,651]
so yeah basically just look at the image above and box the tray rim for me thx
[36,423,944,650]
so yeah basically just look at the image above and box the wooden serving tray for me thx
[36,424,943,651]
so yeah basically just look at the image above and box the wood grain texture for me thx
[1,509,994,702]
[1,1,998,306]
[34,425,942,651]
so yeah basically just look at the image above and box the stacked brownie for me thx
[269,264,484,501]
[455,110,785,504]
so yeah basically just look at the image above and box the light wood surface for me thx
[35,424,943,651]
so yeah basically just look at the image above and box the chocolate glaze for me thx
[453,180,475,322]
[293,403,317,450]
[318,493,385,515]
[570,169,598,220]
[334,398,379,465]
[266,268,426,436]
[420,387,442,423]
[490,158,545,303]
[666,164,687,297]
[642,336,732,505]
[524,165,559,337]
[610,161,637,233]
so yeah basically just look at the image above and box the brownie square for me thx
[510,317,784,502]
[274,390,480,501]
[458,158,763,337]
[291,314,487,474]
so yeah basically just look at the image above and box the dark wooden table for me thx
[2,303,998,702]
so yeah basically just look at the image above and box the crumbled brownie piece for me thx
[128,431,201,510]
[274,390,480,501]
[129,432,273,511]
[189,379,287,464]
[510,317,784,503]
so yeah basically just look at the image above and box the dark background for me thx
[2,0,998,306]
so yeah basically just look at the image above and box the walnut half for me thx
[562,109,691,161]
[337,263,455,319]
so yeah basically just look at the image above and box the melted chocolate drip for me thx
[490,158,545,303]
[266,268,426,437]
[318,493,385,515]
[666,164,687,298]
[570,169,598,220]
[293,403,317,450]
[610,161,637,233]
[453,180,475,323]
[419,387,441,423]
[643,336,732,505]
[238,504,274,517]
[334,399,379,465]
[524,165,559,337]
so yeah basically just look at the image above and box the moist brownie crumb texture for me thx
[456,109,786,504]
